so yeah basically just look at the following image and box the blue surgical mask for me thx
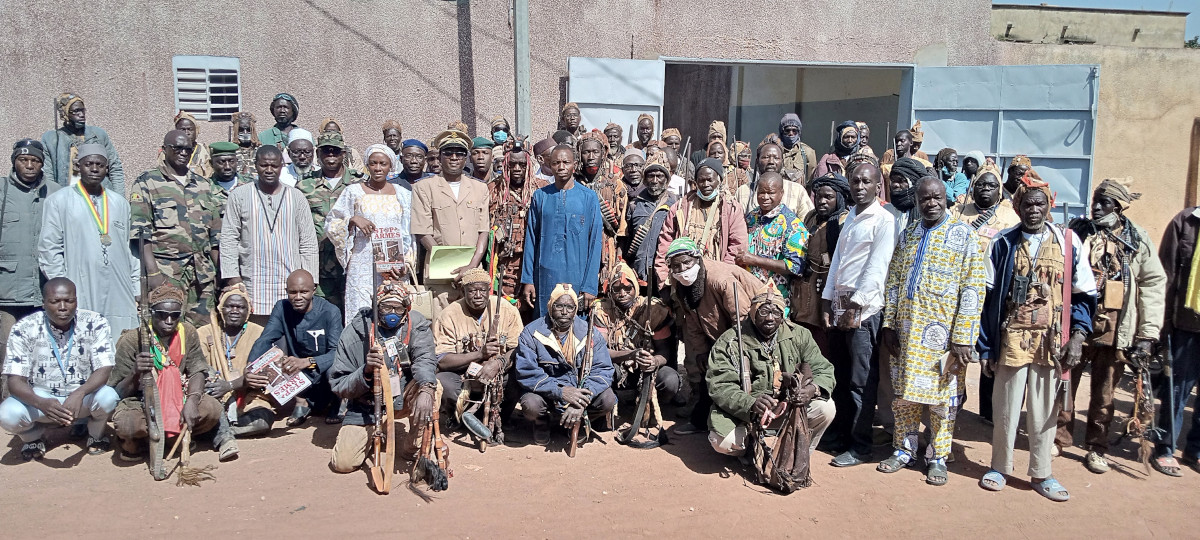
[381,313,403,329]
[697,187,720,202]
[493,131,509,144]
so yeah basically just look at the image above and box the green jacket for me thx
[706,319,835,437]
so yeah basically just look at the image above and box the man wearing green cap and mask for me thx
[469,137,495,183]
[663,236,763,435]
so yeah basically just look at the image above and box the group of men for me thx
[1,93,1196,503]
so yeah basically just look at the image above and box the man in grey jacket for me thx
[40,93,125,195]
[1,140,61,361]
[327,281,438,473]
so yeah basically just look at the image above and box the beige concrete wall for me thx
[993,5,1186,48]
[0,0,997,178]
[998,42,1200,240]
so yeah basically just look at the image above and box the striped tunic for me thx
[219,183,319,313]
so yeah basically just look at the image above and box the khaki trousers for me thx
[990,362,1057,478]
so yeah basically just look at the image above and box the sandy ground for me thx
[2,363,1198,539]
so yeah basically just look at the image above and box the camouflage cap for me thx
[316,131,345,149]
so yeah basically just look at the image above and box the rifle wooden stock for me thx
[137,228,166,481]
[367,256,394,494]
[568,302,599,458]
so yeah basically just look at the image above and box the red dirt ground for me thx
[2,363,1197,538]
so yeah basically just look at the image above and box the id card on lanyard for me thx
[45,317,76,396]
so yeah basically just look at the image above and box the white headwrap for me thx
[364,143,397,172]
[287,128,315,146]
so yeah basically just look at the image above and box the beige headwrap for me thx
[1094,177,1140,208]
[547,283,578,311]
[173,110,200,138]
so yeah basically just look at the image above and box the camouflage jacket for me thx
[129,166,220,261]
[297,168,366,239]
[207,173,254,220]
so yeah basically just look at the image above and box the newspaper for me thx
[246,346,312,405]
[371,227,408,273]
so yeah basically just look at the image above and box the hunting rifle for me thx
[460,228,508,451]
[1117,338,1171,474]
[368,255,395,494]
[618,269,666,448]
[138,228,167,481]
[568,302,599,458]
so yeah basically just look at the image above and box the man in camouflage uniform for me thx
[207,141,253,218]
[129,130,220,326]
[296,132,363,312]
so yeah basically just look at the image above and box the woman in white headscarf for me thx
[324,143,415,324]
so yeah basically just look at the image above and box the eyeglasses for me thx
[289,149,314,157]
[165,145,192,153]
[152,309,183,319]
[441,149,467,157]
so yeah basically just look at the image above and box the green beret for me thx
[471,136,495,150]
[209,141,239,155]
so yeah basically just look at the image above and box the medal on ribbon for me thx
[76,183,110,245]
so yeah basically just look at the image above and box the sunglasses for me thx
[152,309,183,319]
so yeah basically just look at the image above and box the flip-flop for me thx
[979,469,1006,491]
[1032,477,1070,502]
[926,461,949,486]
[1152,455,1184,477]
[86,435,111,455]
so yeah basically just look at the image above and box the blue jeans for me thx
[0,386,119,442]
[1156,329,1200,459]
[828,313,882,456]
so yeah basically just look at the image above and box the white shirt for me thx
[984,225,1097,296]
[447,180,461,199]
[278,164,310,188]
[2,310,114,396]
[668,174,687,199]
[821,200,897,319]
[324,176,341,190]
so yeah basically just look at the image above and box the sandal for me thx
[926,461,949,486]
[286,404,312,427]
[20,440,46,461]
[86,435,111,455]
[979,470,1006,491]
[877,451,914,473]
[1032,476,1070,502]
[1152,455,1184,477]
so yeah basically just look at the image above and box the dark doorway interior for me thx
[664,63,905,159]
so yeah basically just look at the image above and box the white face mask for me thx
[672,263,701,286]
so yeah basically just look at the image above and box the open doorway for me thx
[663,62,907,159]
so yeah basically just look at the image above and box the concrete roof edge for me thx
[992,4,1189,17]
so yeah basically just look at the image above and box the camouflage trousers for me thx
[156,254,217,327]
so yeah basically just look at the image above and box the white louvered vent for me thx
[172,56,241,121]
